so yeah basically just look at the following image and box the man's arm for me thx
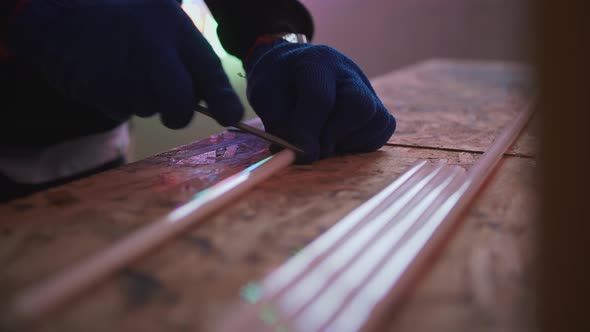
[203,0,314,60]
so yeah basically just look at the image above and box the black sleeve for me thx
[203,0,314,60]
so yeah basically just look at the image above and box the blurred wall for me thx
[131,0,531,160]
[301,0,531,78]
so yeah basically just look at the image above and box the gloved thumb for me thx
[201,78,244,127]
[183,39,244,127]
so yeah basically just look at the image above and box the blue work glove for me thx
[7,0,243,128]
[245,39,396,163]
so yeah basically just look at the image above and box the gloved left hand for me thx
[6,0,243,129]
[245,39,396,163]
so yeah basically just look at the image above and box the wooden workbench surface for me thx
[0,59,537,332]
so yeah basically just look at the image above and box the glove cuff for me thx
[243,33,308,72]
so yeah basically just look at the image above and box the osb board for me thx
[0,142,535,332]
[0,59,538,332]
[372,59,537,156]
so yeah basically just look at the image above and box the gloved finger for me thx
[340,56,379,95]
[247,77,291,139]
[291,64,337,163]
[248,79,302,157]
[181,34,243,127]
[334,99,396,153]
[318,78,378,158]
[148,51,196,129]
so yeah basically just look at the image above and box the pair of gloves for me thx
[7,0,396,163]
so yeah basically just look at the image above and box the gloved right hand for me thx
[6,0,243,129]
[245,40,396,164]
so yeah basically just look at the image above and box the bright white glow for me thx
[183,3,204,31]
[182,0,228,58]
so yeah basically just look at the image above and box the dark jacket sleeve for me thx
[203,0,314,60]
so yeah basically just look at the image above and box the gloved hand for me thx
[7,0,243,129]
[245,39,396,163]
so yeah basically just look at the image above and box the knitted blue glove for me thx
[245,39,396,163]
[7,0,243,128]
